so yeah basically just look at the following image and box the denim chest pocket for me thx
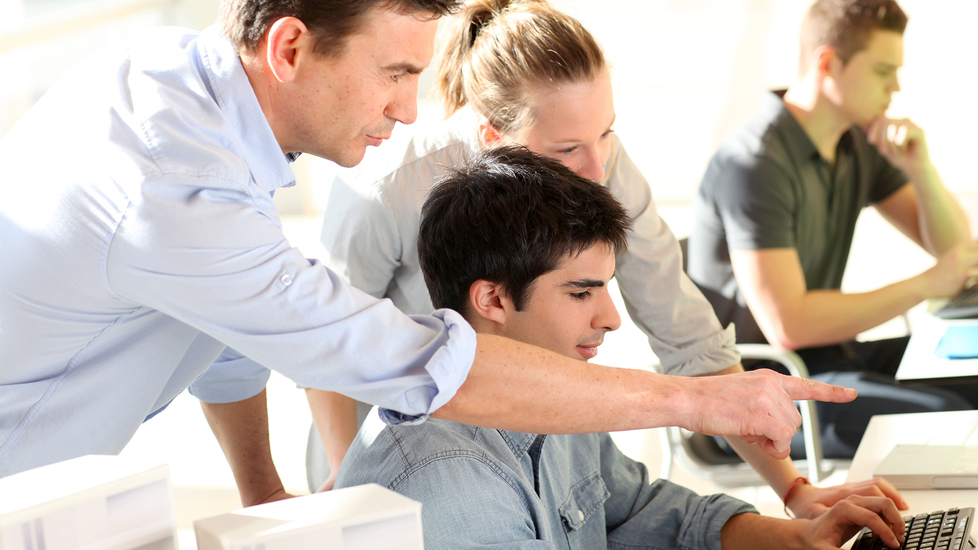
[558,471,610,547]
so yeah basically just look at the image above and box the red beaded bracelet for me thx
[782,476,809,518]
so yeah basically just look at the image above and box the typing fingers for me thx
[838,496,906,549]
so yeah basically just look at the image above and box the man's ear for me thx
[478,118,503,147]
[265,17,311,83]
[468,279,509,327]
[813,44,840,79]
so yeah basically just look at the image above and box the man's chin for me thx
[328,148,368,169]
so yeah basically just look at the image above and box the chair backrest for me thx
[659,238,833,486]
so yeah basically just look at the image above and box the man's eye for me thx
[571,291,591,301]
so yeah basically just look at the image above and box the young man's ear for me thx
[468,279,510,328]
[264,17,312,83]
[813,44,840,79]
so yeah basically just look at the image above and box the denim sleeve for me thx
[391,455,556,549]
[598,434,757,550]
[608,138,740,376]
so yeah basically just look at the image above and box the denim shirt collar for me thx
[498,430,545,457]
[195,26,297,194]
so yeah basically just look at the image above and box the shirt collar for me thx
[498,430,544,456]
[195,26,297,193]
[763,90,823,163]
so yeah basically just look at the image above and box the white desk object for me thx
[848,410,978,515]
[896,312,978,385]
[194,483,423,550]
[0,454,176,550]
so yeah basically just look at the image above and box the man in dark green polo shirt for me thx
[689,0,978,457]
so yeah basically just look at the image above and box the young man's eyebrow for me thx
[383,63,425,75]
[561,279,606,289]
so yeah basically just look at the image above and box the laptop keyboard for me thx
[851,507,974,550]
[935,285,978,319]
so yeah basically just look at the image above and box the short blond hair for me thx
[800,0,907,72]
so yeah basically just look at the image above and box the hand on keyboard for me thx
[851,507,974,550]
[923,243,978,302]
[801,495,906,549]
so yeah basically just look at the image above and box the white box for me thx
[0,455,177,550]
[194,484,423,550]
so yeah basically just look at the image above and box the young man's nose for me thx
[595,293,621,332]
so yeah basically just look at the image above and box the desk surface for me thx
[847,410,978,515]
[897,312,978,384]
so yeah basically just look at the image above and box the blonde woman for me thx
[309,0,901,519]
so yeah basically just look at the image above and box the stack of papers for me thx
[0,455,176,550]
[194,484,422,550]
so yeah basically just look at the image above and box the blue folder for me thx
[934,325,978,359]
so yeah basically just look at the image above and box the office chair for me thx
[660,238,836,486]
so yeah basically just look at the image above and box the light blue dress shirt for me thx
[0,26,476,477]
[336,409,757,549]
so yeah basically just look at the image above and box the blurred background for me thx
[3,0,975,547]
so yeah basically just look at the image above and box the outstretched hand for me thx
[679,369,856,459]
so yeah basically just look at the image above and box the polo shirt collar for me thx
[763,90,822,163]
[196,26,297,194]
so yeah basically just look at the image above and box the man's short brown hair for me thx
[800,0,907,70]
[220,0,462,56]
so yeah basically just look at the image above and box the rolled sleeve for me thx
[609,141,740,376]
[188,347,271,404]
[106,177,477,418]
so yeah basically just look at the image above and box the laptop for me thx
[874,444,978,489]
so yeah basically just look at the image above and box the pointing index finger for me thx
[782,377,857,404]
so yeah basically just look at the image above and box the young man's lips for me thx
[366,135,388,147]
[576,343,601,359]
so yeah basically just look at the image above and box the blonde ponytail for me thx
[434,0,605,136]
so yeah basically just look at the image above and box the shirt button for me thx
[578,510,585,522]
[280,274,293,286]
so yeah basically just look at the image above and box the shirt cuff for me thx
[658,324,741,377]
[188,347,271,403]
[378,408,429,426]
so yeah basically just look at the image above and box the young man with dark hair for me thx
[0,0,853,505]
[336,145,906,549]
[690,0,978,460]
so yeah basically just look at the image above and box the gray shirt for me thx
[322,109,739,376]
[688,92,908,344]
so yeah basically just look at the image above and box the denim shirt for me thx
[336,410,756,549]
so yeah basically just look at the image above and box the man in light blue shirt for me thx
[336,146,905,549]
[0,0,854,490]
